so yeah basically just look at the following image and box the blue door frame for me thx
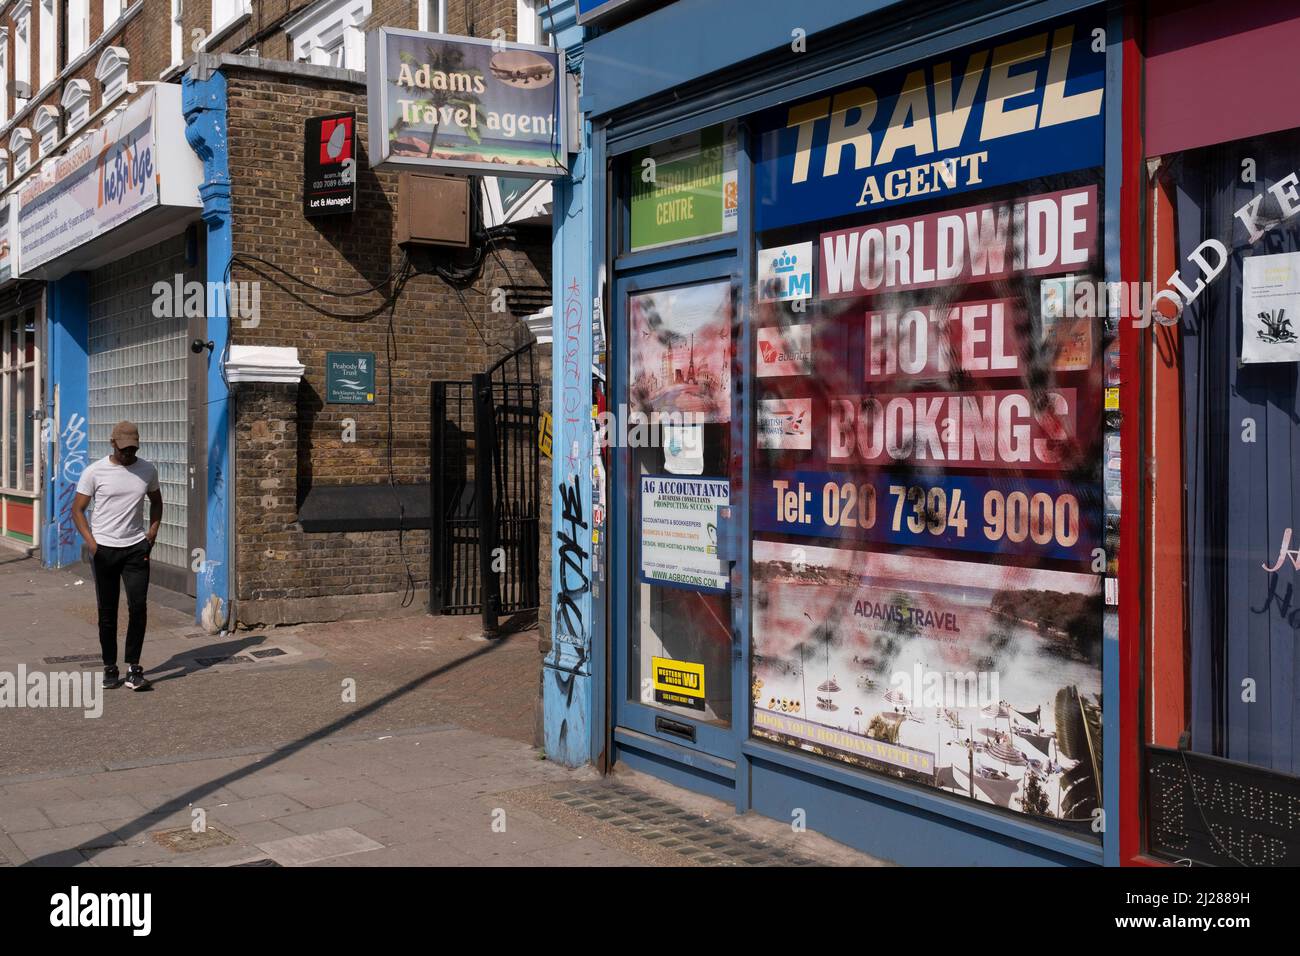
[610,256,744,792]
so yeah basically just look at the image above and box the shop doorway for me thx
[87,233,205,596]
[612,256,741,770]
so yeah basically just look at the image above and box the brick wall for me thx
[1,1,172,199]
[223,62,550,626]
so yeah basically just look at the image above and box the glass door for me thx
[613,257,740,761]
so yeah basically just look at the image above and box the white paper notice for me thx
[662,424,704,475]
[639,475,729,593]
[1242,252,1300,364]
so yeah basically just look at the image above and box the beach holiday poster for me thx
[750,540,1103,830]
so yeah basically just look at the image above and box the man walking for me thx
[71,421,163,691]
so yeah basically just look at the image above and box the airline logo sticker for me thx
[757,242,814,300]
[757,324,813,377]
[758,398,813,449]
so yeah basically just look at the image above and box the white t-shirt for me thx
[75,456,160,547]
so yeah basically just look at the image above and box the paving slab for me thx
[205,794,312,826]
[256,827,386,866]
[10,822,122,859]
[42,794,149,827]
[274,801,388,835]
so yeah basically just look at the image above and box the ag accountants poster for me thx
[366,28,566,178]
[639,475,729,593]
[752,541,1103,824]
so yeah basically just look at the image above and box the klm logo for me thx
[773,250,799,275]
[760,243,813,302]
[774,250,811,298]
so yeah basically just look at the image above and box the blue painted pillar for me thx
[42,273,91,567]
[182,70,233,632]
[544,1,597,767]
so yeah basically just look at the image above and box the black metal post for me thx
[473,372,501,634]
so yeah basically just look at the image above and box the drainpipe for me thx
[181,60,234,633]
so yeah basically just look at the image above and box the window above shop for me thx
[9,128,30,175]
[96,45,130,107]
[287,0,371,72]
[62,79,91,134]
[0,29,8,126]
[68,0,90,62]
[33,104,58,157]
[418,0,447,33]
[0,149,9,190]
[12,1,31,109]
[170,0,183,68]
[103,0,122,32]
[516,0,552,46]
[37,0,56,91]
[211,0,249,36]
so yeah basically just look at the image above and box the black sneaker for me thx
[124,666,151,691]
[104,667,123,689]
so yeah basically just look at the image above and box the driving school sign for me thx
[366,28,567,179]
[17,89,159,272]
[753,16,1105,231]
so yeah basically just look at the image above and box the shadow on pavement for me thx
[21,638,509,866]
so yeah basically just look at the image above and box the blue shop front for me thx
[545,0,1135,866]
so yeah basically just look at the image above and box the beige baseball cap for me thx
[111,421,140,448]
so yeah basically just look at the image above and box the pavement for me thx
[0,552,885,867]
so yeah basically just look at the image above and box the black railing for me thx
[430,343,540,633]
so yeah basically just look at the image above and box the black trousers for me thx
[91,540,151,668]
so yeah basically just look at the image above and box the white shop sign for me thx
[17,85,201,278]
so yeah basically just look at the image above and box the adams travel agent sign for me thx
[16,85,201,276]
[753,16,1105,230]
[367,28,567,178]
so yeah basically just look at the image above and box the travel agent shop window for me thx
[746,14,1112,834]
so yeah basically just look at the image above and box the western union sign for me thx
[652,656,705,711]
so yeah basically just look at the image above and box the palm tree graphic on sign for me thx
[390,46,486,159]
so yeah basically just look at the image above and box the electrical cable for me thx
[211,172,527,608]
[385,256,418,608]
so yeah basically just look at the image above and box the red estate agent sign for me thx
[304,112,357,217]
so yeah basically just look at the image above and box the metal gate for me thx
[429,343,540,633]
